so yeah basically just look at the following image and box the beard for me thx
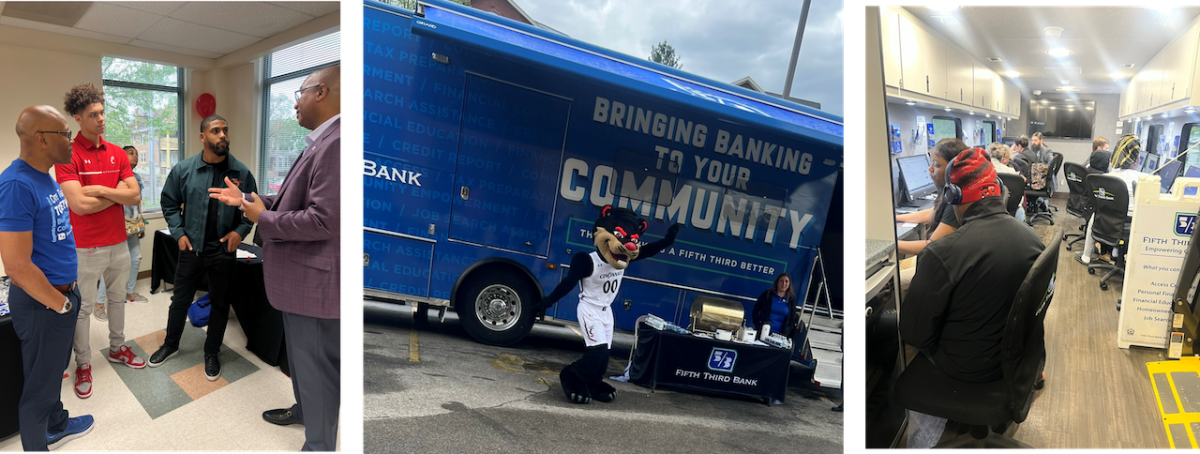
[210,141,229,156]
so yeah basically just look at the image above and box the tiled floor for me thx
[0,278,337,451]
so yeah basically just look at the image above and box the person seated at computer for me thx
[1089,137,1111,174]
[1078,135,1142,265]
[899,148,1044,448]
[1009,135,1031,178]
[987,142,1026,222]
[894,138,970,292]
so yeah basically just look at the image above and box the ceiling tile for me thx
[129,39,223,59]
[75,3,164,39]
[108,2,186,17]
[167,2,315,38]
[0,15,130,45]
[268,1,340,17]
[137,17,262,55]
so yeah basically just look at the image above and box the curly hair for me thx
[64,83,104,116]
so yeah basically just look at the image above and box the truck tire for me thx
[456,268,536,346]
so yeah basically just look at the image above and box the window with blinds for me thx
[260,31,340,195]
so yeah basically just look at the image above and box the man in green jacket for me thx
[148,114,257,381]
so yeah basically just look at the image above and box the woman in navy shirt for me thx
[752,273,798,336]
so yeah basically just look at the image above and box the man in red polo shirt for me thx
[57,82,146,399]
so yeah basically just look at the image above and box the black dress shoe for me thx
[263,408,302,426]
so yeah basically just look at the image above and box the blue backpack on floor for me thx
[188,294,211,327]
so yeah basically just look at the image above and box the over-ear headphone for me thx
[942,151,964,205]
[942,148,1003,206]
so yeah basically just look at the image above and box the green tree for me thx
[649,40,682,69]
[101,57,181,210]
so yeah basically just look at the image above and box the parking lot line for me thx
[409,330,420,363]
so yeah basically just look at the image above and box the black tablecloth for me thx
[149,230,287,373]
[0,315,21,439]
[630,322,791,404]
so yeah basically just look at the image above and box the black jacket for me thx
[900,196,1044,383]
[752,290,798,336]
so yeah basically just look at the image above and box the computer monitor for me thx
[1186,165,1200,179]
[1183,123,1200,169]
[897,154,936,204]
[891,159,904,206]
[1143,153,1160,173]
[1161,160,1182,193]
[1148,124,1164,156]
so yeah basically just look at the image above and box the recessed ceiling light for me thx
[906,101,916,106]
[1186,107,1196,113]
[969,111,975,116]
[1163,113,1171,118]
[1041,100,1048,103]
[1061,80,1071,85]
[1110,72,1126,79]
[1005,71,1021,78]
[944,107,952,112]
[1050,106,1057,110]
[986,114,991,118]
[1047,48,1072,58]
[1086,106,1094,110]
[1044,26,1064,39]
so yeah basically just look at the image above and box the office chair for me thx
[1045,152,1065,212]
[892,231,1060,448]
[1085,174,1132,292]
[1024,153,1063,226]
[1061,162,1093,250]
[997,172,1025,218]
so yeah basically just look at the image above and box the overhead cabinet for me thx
[879,7,1020,119]
[1120,18,1200,119]
[898,14,946,97]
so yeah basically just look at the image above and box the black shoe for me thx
[262,408,302,426]
[148,346,177,368]
[204,353,220,381]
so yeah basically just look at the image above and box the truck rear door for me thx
[448,74,570,258]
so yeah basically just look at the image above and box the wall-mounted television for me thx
[1027,100,1096,139]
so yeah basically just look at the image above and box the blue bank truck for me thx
[364,0,844,346]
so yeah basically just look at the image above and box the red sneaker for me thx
[107,345,146,369]
[74,364,92,399]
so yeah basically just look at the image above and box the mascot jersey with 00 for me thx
[540,205,680,312]
[538,205,680,405]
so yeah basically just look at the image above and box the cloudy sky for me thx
[518,0,844,116]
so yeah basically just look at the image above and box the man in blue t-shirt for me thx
[0,106,95,451]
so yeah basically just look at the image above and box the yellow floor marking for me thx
[568,325,584,339]
[1147,358,1200,448]
[409,330,420,363]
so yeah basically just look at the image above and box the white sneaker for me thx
[93,303,107,322]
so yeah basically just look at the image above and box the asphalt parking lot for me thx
[364,300,843,454]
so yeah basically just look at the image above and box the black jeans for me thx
[165,249,235,354]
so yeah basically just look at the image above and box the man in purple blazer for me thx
[211,65,340,451]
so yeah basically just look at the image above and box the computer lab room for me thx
[867,6,1200,449]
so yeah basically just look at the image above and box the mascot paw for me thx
[568,392,593,404]
[589,382,617,403]
[560,368,592,404]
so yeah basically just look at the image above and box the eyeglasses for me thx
[37,130,72,140]
[294,84,323,102]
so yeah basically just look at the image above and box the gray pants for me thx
[283,312,340,451]
[73,243,131,366]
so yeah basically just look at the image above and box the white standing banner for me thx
[1117,175,1200,349]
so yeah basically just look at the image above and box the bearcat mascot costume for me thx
[538,205,680,404]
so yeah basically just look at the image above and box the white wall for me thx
[1014,93,1120,187]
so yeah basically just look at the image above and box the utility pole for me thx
[782,0,812,99]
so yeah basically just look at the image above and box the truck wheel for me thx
[456,269,536,346]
